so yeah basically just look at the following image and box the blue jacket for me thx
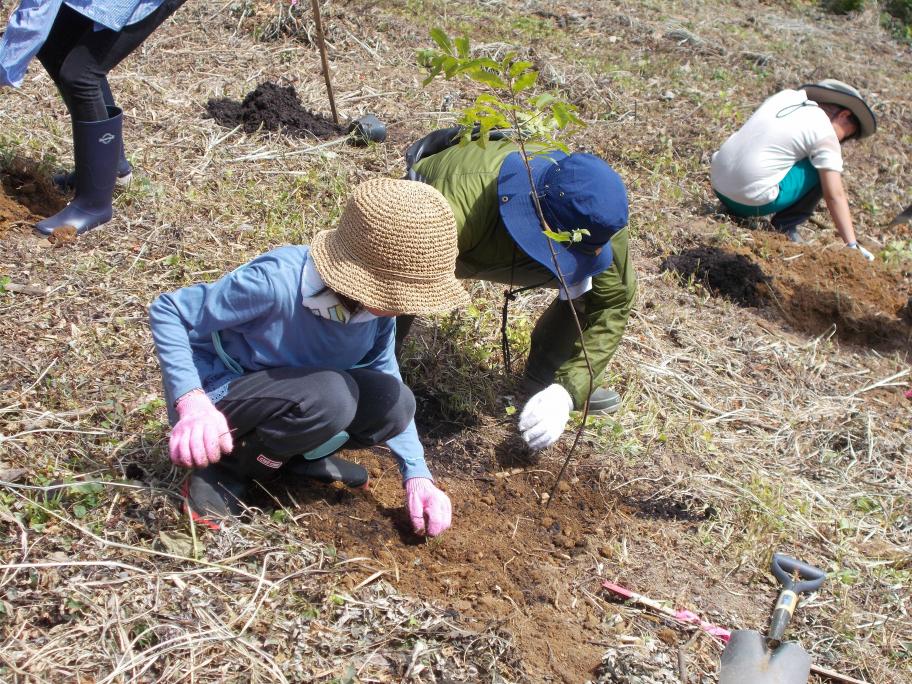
[149,245,433,481]
[0,1,165,87]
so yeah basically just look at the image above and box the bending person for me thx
[401,130,636,452]
[0,0,186,235]
[711,79,877,256]
[149,179,468,534]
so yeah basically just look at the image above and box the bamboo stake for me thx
[310,0,339,125]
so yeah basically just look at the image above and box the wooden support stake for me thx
[310,0,339,125]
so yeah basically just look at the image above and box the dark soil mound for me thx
[661,246,771,307]
[206,81,343,139]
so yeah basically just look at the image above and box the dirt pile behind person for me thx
[206,81,343,138]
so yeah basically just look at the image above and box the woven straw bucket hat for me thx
[311,178,470,315]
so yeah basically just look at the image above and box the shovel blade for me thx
[719,630,811,684]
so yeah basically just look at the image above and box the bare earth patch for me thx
[0,0,910,682]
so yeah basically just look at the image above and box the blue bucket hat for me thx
[496,151,628,284]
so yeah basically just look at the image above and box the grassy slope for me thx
[0,0,910,681]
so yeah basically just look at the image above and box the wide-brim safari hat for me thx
[497,150,628,284]
[311,178,469,316]
[801,79,876,139]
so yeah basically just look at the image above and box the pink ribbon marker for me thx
[603,581,732,643]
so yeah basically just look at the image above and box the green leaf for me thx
[72,504,87,519]
[454,35,470,57]
[543,229,572,243]
[71,482,104,495]
[552,102,571,128]
[441,56,460,78]
[429,28,453,54]
[473,70,507,89]
[508,60,534,78]
[530,93,556,109]
[513,71,538,93]
[159,531,202,557]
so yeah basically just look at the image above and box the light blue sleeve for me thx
[149,262,277,406]
[360,318,433,482]
[0,0,65,88]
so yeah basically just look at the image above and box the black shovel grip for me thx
[771,553,826,594]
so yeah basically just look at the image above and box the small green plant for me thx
[418,29,595,499]
[881,239,912,264]
[821,0,866,14]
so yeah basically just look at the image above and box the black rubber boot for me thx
[36,107,123,235]
[285,454,369,489]
[181,463,249,531]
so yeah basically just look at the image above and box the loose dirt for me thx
[662,234,912,349]
[0,160,65,234]
[206,81,343,138]
[661,247,770,307]
[250,444,736,682]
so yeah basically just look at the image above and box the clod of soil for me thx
[661,246,771,307]
[633,495,716,522]
[0,160,66,234]
[206,81,343,138]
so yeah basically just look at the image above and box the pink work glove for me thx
[404,477,451,537]
[170,390,233,468]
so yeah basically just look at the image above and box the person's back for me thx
[711,89,842,207]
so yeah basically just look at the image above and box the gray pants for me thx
[215,367,414,481]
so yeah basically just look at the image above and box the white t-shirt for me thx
[711,89,843,206]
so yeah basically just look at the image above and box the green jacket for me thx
[412,140,637,408]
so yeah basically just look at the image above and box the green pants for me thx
[716,158,820,217]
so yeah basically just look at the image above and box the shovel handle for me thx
[771,554,826,594]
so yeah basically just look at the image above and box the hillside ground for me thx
[0,1,910,682]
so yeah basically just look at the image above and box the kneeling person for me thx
[149,179,469,534]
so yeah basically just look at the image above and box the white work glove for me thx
[846,242,874,261]
[519,384,573,450]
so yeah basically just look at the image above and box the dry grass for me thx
[1,0,910,681]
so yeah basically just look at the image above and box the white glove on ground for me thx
[846,242,874,261]
[519,384,573,450]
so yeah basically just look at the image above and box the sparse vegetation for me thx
[0,0,910,682]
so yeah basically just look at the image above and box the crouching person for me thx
[149,179,469,534]
[711,79,877,255]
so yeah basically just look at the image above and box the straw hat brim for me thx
[311,230,470,316]
[801,83,876,139]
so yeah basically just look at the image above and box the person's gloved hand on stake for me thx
[170,389,233,468]
[519,384,573,451]
[846,242,875,261]
[405,477,452,536]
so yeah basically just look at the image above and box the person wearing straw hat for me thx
[711,80,877,253]
[149,179,469,533]
[400,131,635,452]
